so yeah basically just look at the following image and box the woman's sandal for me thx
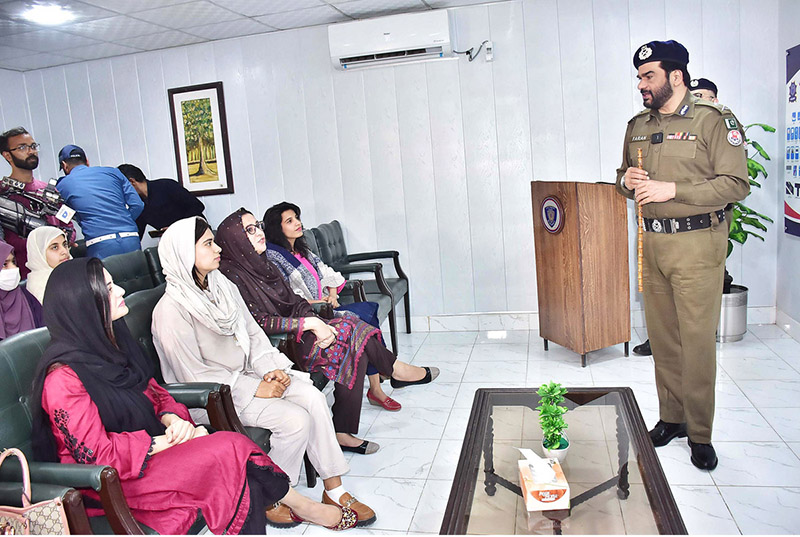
[339,440,380,454]
[390,366,440,389]
[290,506,359,531]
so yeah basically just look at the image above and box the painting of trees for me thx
[181,97,217,180]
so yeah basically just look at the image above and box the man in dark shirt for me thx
[118,164,205,238]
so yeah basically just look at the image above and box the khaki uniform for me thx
[616,90,749,443]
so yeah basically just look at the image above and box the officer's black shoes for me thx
[633,339,652,356]
[689,440,718,471]
[649,420,687,447]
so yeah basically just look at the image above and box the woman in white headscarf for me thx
[25,226,72,304]
[151,217,376,528]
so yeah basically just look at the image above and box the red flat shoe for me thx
[367,389,402,411]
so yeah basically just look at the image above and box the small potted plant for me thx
[537,381,569,462]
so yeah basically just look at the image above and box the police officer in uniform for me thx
[616,40,749,470]
[690,77,719,103]
[632,75,722,358]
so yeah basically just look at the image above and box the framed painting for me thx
[168,81,234,196]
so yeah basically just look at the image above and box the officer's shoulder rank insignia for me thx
[725,117,738,130]
[727,129,743,146]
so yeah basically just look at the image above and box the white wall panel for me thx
[213,38,256,223]
[456,5,507,312]
[332,69,378,253]
[23,72,57,178]
[490,0,537,311]
[299,26,346,227]
[0,69,30,131]
[6,0,782,317]
[524,0,566,181]
[111,56,148,169]
[86,61,124,167]
[426,58,475,314]
[395,62,445,315]
[558,0,601,182]
[134,53,174,180]
[63,63,100,175]
[363,68,409,257]
[241,33,284,219]
[40,68,74,165]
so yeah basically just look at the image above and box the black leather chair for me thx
[143,247,165,286]
[0,328,204,534]
[311,221,409,354]
[103,250,157,296]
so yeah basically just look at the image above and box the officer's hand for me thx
[256,379,287,399]
[624,167,649,190]
[635,181,677,205]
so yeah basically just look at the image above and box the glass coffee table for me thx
[440,387,686,534]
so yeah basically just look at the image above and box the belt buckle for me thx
[668,218,679,233]
[650,219,662,233]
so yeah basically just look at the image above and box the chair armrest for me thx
[312,302,334,319]
[342,280,366,302]
[346,251,408,280]
[334,262,393,298]
[0,463,143,534]
[0,483,92,535]
[163,382,232,433]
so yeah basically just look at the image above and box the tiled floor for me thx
[270,325,800,535]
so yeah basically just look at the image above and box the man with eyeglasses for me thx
[0,126,74,277]
[56,144,144,259]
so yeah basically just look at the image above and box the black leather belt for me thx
[643,209,725,234]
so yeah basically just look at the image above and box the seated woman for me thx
[31,257,358,534]
[215,208,438,455]
[0,240,43,339]
[25,226,72,305]
[152,216,375,525]
[262,201,398,412]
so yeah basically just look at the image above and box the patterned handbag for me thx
[0,448,71,535]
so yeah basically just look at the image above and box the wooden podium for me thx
[531,181,630,367]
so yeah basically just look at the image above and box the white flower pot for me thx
[541,433,570,463]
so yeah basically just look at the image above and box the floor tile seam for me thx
[748,406,798,444]
[707,482,745,536]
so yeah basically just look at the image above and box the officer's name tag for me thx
[631,135,648,142]
[56,204,75,224]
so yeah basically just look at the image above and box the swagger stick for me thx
[637,148,644,293]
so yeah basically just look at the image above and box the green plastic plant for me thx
[536,382,569,450]
[728,123,775,257]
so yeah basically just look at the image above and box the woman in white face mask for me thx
[0,239,43,339]
[25,227,72,305]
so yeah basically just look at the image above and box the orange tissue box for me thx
[518,456,570,512]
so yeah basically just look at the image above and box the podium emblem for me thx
[541,196,564,234]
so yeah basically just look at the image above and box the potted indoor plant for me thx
[719,123,775,342]
[537,381,569,462]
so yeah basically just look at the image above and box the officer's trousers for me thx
[642,217,727,444]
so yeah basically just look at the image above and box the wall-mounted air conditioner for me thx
[328,10,454,71]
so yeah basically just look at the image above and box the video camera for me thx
[0,176,73,238]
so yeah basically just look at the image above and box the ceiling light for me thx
[21,4,76,26]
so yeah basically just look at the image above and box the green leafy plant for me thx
[536,382,569,450]
[728,123,775,257]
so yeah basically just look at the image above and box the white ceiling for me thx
[0,0,503,71]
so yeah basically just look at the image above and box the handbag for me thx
[0,448,70,535]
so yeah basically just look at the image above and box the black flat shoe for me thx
[689,440,718,470]
[649,420,687,447]
[633,339,652,356]
[339,440,380,454]
[390,366,440,389]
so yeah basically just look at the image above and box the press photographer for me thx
[0,127,74,278]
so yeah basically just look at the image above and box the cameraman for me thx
[0,127,74,278]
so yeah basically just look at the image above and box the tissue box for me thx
[518,458,570,511]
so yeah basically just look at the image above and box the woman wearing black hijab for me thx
[30,258,357,533]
